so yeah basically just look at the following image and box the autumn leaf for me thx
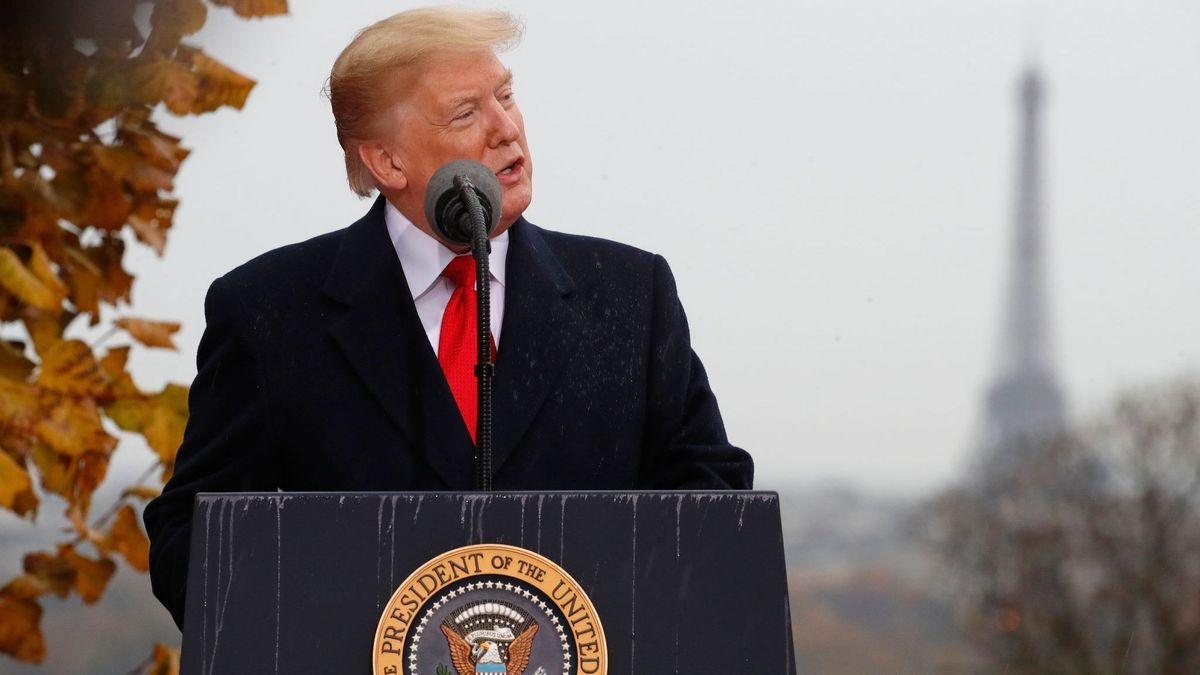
[146,642,181,675]
[22,551,75,599]
[20,307,77,356]
[27,244,70,304]
[30,445,110,510]
[144,384,189,466]
[150,0,209,39]
[182,46,256,112]
[62,547,117,604]
[116,317,181,349]
[34,397,118,457]
[0,450,38,517]
[37,339,109,397]
[0,340,35,380]
[0,378,41,433]
[103,504,150,572]
[0,248,63,312]
[210,0,289,18]
[0,595,45,663]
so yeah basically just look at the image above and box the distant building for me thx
[979,68,1067,473]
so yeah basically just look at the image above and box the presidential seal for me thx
[374,544,607,675]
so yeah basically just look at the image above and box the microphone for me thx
[423,159,503,244]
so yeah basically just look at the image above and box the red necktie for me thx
[438,255,493,442]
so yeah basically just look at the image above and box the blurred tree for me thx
[0,0,286,669]
[927,379,1200,674]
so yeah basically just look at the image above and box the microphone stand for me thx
[453,175,494,492]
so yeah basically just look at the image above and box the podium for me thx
[181,491,795,673]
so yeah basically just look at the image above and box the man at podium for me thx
[144,7,752,629]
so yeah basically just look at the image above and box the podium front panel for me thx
[182,491,794,673]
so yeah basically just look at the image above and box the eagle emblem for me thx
[439,600,539,675]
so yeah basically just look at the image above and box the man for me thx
[144,7,752,630]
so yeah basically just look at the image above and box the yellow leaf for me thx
[104,504,150,572]
[0,378,41,433]
[34,397,118,457]
[62,547,116,604]
[149,642,181,675]
[104,397,149,432]
[133,59,199,115]
[122,485,161,501]
[151,0,208,37]
[37,339,109,397]
[185,47,256,112]
[210,0,288,18]
[144,384,189,465]
[31,445,110,514]
[0,248,63,312]
[0,595,45,663]
[27,244,69,304]
[100,346,142,399]
[116,317,181,350]
[0,450,38,517]
[21,307,76,356]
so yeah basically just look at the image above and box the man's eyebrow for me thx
[496,70,514,90]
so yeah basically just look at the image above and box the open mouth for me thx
[497,157,523,177]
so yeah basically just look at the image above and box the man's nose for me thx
[485,102,520,148]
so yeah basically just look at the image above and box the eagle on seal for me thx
[440,600,540,675]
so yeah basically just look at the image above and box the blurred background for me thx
[1,0,1197,672]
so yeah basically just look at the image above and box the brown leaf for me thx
[129,212,168,256]
[116,317,181,350]
[84,165,133,231]
[0,247,64,311]
[0,595,45,662]
[210,0,288,17]
[0,449,38,517]
[132,128,190,172]
[133,59,199,115]
[1,574,48,601]
[184,47,256,112]
[37,339,109,397]
[103,504,150,572]
[34,397,118,457]
[0,378,41,433]
[22,551,74,599]
[0,340,35,380]
[148,642,181,675]
[144,384,189,465]
[62,547,116,604]
[94,145,174,193]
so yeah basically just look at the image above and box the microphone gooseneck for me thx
[423,160,501,492]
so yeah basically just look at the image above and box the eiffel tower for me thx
[980,67,1066,469]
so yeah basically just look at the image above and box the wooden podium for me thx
[181,491,795,673]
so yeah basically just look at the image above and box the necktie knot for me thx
[442,255,475,289]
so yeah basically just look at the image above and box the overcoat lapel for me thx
[323,197,474,489]
[492,218,582,473]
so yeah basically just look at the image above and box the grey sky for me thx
[115,0,1200,494]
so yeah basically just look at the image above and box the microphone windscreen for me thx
[424,160,503,241]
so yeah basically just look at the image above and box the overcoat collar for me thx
[323,197,581,488]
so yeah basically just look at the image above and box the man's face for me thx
[385,50,532,239]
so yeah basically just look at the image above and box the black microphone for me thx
[423,159,503,244]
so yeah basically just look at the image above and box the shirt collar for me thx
[384,199,509,299]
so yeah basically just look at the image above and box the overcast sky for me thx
[110,0,1200,495]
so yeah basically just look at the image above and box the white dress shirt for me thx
[384,200,508,356]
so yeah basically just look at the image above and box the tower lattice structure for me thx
[980,68,1066,466]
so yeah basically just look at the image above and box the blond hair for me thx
[326,8,523,197]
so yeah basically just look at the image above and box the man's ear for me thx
[357,142,409,191]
